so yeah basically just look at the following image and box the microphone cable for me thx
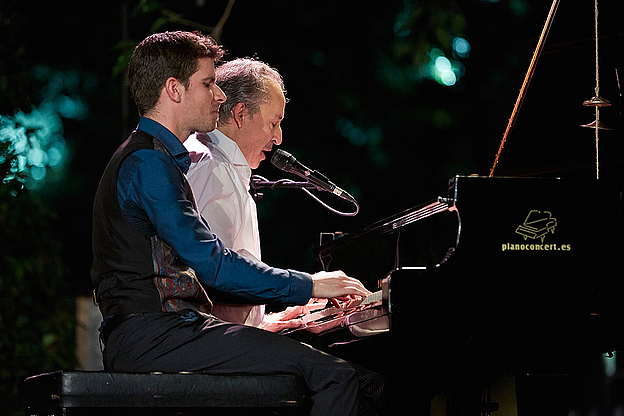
[250,174,360,217]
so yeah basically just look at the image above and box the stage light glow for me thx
[428,55,457,86]
[30,165,47,181]
[336,118,354,138]
[0,108,68,189]
[57,95,87,120]
[337,118,366,146]
[28,147,48,167]
[335,119,388,167]
[435,56,452,72]
[439,69,457,86]
[0,66,90,190]
[452,37,470,58]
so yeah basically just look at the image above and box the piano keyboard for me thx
[301,289,383,326]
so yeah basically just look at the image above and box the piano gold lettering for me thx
[501,242,572,252]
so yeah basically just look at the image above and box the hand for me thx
[328,295,363,309]
[259,309,304,333]
[258,299,328,333]
[310,270,371,300]
[305,298,329,312]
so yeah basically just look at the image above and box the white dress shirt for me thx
[185,130,264,327]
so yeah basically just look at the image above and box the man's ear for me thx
[163,77,182,103]
[232,102,247,128]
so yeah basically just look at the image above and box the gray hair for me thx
[215,58,286,126]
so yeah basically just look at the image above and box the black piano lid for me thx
[319,176,624,265]
[317,175,624,320]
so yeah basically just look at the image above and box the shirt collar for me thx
[210,129,250,168]
[137,117,192,173]
[210,129,252,186]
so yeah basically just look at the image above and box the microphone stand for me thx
[250,175,321,201]
[250,175,359,217]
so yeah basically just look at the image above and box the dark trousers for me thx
[102,310,359,416]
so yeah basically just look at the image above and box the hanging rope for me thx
[581,0,612,178]
[592,0,601,179]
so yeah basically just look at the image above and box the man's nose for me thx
[214,84,227,103]
[273,126,283,145]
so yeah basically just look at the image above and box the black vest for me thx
[91,130,211,317]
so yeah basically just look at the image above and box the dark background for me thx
[7,0,624,281]
[1,1,622,414]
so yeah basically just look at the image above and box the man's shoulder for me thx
[124,147,170,164]
[186,133,216,163]
[187,133,232,173]
[114,131,164,166]
[119,148,177,181]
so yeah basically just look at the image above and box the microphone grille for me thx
[270,149,295,172]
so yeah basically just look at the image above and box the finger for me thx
[285,318,304,329]
[342,277,372,294]
[346,286,372,297]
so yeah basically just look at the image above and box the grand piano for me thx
[277,0,623,412]
[284,175,624,413]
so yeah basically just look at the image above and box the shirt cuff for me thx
[287,270,314,305]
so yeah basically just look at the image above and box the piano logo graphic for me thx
[515,210,557,243]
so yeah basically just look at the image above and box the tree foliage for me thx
[0,142,78,415]
[0,3,78,413]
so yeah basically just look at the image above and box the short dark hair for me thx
[215,58,286,126]
[129,31,224,116]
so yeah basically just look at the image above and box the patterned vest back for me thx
[91,130,212,317]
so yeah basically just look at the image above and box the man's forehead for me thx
[195,57,216,78]
[265,81,286,112]
[263,95,285,120]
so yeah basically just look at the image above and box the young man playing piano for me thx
[91,31,371,416]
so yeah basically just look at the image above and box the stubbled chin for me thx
[250,153,265,169]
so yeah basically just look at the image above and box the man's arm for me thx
[119,149,313,305]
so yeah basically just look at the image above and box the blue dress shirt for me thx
[115,117,313,305]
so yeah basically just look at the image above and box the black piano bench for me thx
[23,370,311,416]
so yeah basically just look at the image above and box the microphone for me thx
[271,149,352,201]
